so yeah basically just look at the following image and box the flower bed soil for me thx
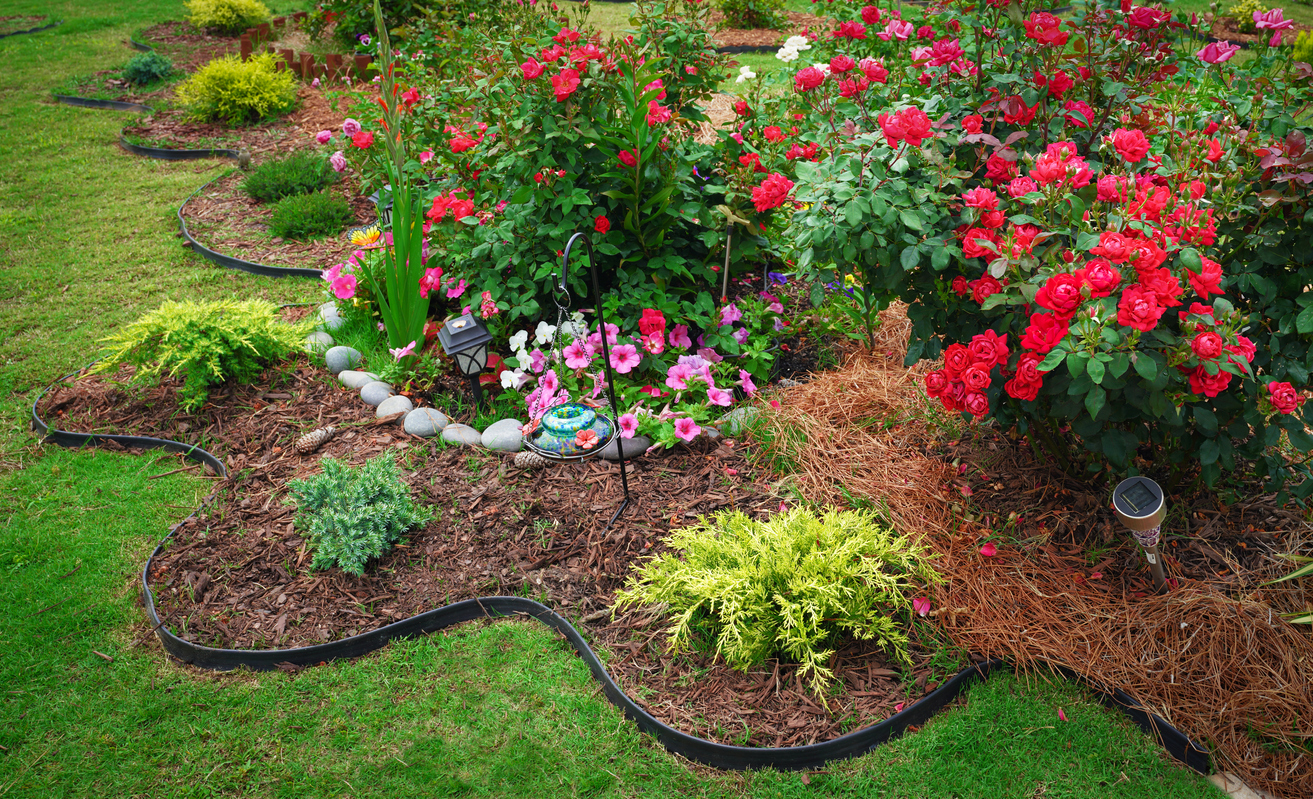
[38,358,945,747]
[710,10,831,48]
[121,83,369,155]
[0,15,49,36]
[1209,15,1311,46]
[181,169,377,269]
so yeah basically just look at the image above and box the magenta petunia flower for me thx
[609,343,641,373]
[540,369,560,393]
[739,369,757,396]
[719,303,743,326]
[330,273,357,299]
[618,413,639,439]
[528,349,547,373]
[665,363,694,390]
[697,347,724,364]
[669,324,692,349]
[732,328,749,345]
[674,417,701,441]
[563,340,593,369]
[707,387,733,407]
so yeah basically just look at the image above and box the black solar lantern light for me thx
[1112,476,1169,592]
[438,313,493,409]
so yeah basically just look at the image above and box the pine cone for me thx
[295,426,336,454]
[514,450,547,470]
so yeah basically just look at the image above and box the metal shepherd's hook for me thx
[556,232,631,531]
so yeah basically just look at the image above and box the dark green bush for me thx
[289,454,431,576]
[242,150,338,203]
[268,191,353,240]
[122,51,175,86]
[716,0,787,30]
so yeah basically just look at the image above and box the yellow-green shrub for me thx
[1223,0,1268,33]
[614,508,940,699]
[185,0,271,34]
[175,53,297,126]
[1295,31,1313,63]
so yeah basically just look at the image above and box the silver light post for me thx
[1112,476,1168,592]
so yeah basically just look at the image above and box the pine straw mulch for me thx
[766,305,1313,798]
[181,169,377,269]
[37,356,950,748]
[709,10,832,48]
[121,83,372,156]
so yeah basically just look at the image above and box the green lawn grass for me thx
[0,2,1223,797]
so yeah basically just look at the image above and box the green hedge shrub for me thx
[185,0,271,34]
[93,299,312,411]
[268,191,354,240]
[122,51,175,86]
[243,150,338,203]
[175,53,297,126]
[615,508,939,699]
[289,454,431,576]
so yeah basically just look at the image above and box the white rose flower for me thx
[783,35,811,51]
[735,65,757,83]
[776,46,799,63]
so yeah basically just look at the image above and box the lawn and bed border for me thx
[28,369,1211,775]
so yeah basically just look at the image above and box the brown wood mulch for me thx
[182,169,377,269]
[711,10,832,48]
[0,15,49,36]
[121,83,364,156]
[38,360,947,747]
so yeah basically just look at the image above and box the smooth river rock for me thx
[359,381,395,406]
[442,423,482,446]
[304,331,334,354]
[324,346,362,375]
[599,435,652,462]
[376,394,414,419]
[318,301,344,331]
[717,406,760,436]
[337,370,379,389]
[481,418,525,452]
[403,408,449,437]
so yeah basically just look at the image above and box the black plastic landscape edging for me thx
[0,19,60,39]
[29,374,1210,776]
[178,176,324,278]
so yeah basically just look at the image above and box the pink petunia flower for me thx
[739,369,757,396]
[707,387,733,406]
[697,347,724,364]
[609,343,641,373]
[732,328,749,345]
[330,273,357,299]
[528,349,547,374]
[665,364,694,390]
[674,417,701,441]
[912,596,931,617]
[669,324,693,349]
[618,413,639,439]
[719,303,743,326]
[642,332,665,355]
[540,369,560,393]
[563,340,593,369]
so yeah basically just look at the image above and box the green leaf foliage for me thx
[288,454,432,577]
[614,508,939,700]
[122,51,175,86]
[92,299,313,411]
[175,53,297,126]
[267,191,354,241]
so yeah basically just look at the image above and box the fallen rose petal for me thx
[1058,707,1068,722]
[980,542,998,557]
[894,701,905,712]
[912,596,931,617]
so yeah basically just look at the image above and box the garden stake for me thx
[720,225,732,303]
[556,231,631,532]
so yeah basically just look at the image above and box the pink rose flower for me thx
[1196,40,1240,64]
[316,130,332,144]
[342,118,362,136]
[329,151,346,173]
[419,150,433,164]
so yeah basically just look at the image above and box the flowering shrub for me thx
[742,0,1313,497]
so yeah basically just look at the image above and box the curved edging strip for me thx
[0,19,60,39]
[29,374,1211,775]
[178,177,324,278]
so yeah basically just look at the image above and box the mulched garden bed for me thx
[37,355,949,747]
[182,169,377,269]
[0,15,50,36]
[1209,15,1310,47]
[711,10,831,49]
[121,83,360,155]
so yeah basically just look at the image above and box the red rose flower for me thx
[639,308,666,337]
[734,100,751,116]
[794,66,826,92]
[763,126,785,143]
[961,228,999,259]
[1191,331,1224,360]
[1117,285,1165,332]
[1020,312,1069,354]
[962,187,999,210]
[942,343,973,379]
[1139,266,1184,308]
[751,173,794,212]
[351,130,374,149]
[951,276,970,297]
[594,214,610,234]
[1110,128,1150,163]
[1077,258,1122,299]
[1128,239,1167,272]
[1090,231,1133,264]
[521,57,545,79]
[1227,334,1256,366]
[961,114,983,134]
[963,391,991,418]
[1186,256,1224,299]
[1023,11,1068,45]
[970,274,1003,304]
[1268,382,1302,414]
[1035,273,1085,319]
[985,153,1018,183]
[969,330,1008,368]
[551,68,581,102]
[618,149,638,167]
[830,55,856,73]
[1188,365,1233,397]
[962,363,992,392]
[924,370,950,398]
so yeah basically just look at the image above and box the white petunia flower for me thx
[508,329,530,352]
[500,368,530,390]
[534,321,557,346]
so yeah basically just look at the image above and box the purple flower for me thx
[720,303,743,326]
[697,347,724,364]
[528,349,547,374]
[768,272,788,284]
[707,387,733,406]
[732,328,749,345]
[618,413,639,439]
[674,417,701,441]
[610,344,641,373]
[739,369,757,396]
[342,118,362,136]
[563,340,593,369]
[330,151,346,173]
[774,318,786,332]
[665,363,694,390]
[358,33,371,45]
[668,324,692,350]
[678,354,708,371]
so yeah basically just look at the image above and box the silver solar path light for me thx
[1113,476,1168,592]
[437,314,493,410]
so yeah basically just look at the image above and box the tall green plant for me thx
[357,0,429,362]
